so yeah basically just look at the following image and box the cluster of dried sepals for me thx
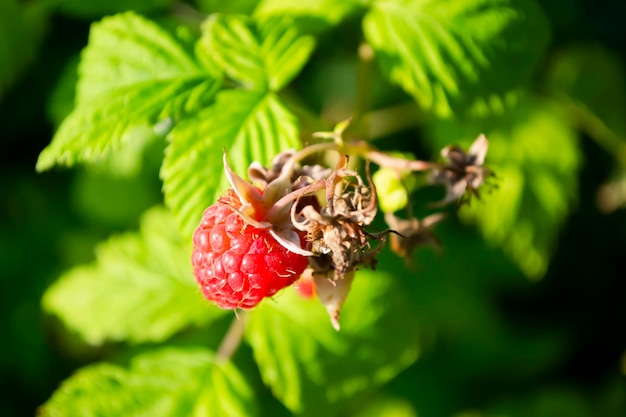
[223,128,493,330]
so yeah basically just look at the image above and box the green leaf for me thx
[161,89,301,242]
[75,12,204,104]
[245,266,420,414]
[363,0,550,117]
[199,14,315,91]
[40,347,258,417]
[547,43,626,139]
[254,0,363,33]
[42,206,225,345]
[426,96,580,278]
[36,12,221,172]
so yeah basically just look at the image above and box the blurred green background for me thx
[1,0,626,416]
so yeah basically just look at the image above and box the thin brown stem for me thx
[364,148,440,171]
[281,139,439,186]
[288,142,341,170]
[215,311,248,364]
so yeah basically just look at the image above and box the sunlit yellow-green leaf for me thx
[246,266,420,414]
[40,348,258,417]
[161,89,301,243]
[199,14,315,91]
[42,207,224,345]
[254,0,362,33]
[363,0,550,117]
[36,12,220,172]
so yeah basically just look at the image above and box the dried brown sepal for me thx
[312,269,355,331]
[384,212,445,261]
[430,134,493,206]
[248,150,296,187]
[222,152,315,257]
[248,150,331,190]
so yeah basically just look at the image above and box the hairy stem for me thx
[364,148,440,171]
[287,142,341,172]
[216,311,248,364]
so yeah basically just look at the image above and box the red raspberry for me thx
[192,190,308,309]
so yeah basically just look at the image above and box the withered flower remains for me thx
[193,123,494,329]
[430,134,492,206]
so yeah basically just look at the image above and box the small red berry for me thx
[192,190,308,309]
[294,269,316,300]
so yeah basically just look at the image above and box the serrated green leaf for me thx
[200,14,315,90]
[76,12,203,104]
[37,79,219,171]
[161,89,301,242]
[40,347,258,417]
[363,0,550,117]
[547,44,626,139]
[245,267,420,414]
[36,12,221,171]
[42,207,225,345]
[254,0,363,33]
[426,96,580,278]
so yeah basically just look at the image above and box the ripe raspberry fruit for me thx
[191,153,316,309]
[192,190,308,309]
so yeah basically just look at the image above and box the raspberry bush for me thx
[10,0,623,416]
